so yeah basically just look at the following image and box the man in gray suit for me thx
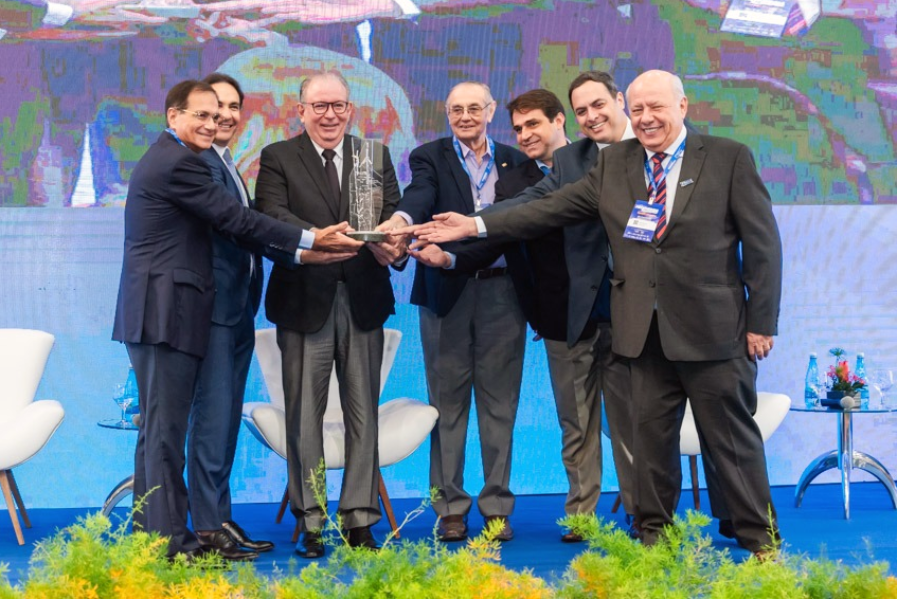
[256,71,403,558]
[410,70,783,557]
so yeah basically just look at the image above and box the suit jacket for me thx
[453,159,568,340]
[200,148,264,325]
[398,137,526,317]
[112,131,301,358]
[482,133,783,361]
[256,133,399,333]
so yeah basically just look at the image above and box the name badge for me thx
[622,200,662,242]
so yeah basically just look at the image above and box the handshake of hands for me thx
[307,212,478,268]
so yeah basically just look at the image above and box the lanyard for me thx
[166,128,188,149]
[453,136,496,198]
[644,139,686,203]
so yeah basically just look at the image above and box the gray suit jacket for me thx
[482,132,783,361]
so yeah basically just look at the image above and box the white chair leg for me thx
[0,470,25,545]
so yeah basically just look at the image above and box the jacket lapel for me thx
[662,134,705,243]
[625,141,649,209]
[296,134,340,221]
[443,139,476,214]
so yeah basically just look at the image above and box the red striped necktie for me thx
[649,152,667,240]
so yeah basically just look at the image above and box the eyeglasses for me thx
[303,101,351,115]
[177,108,220,124]
[447,102,492,118]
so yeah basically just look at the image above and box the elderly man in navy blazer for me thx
[112,79,361,561]
[381,81,526,543]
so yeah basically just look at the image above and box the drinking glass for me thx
[112,383,135,427]
[870,369,895,408]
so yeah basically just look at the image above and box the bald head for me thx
[626,70,688,153]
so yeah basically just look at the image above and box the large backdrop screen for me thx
[1,0,896,508]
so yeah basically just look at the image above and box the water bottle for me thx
[804,353,820,408]
[855,352,869,408]
[123,365,140,424]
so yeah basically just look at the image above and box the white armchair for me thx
[0,329,65,545]
[606,391,790,513]
[243,328,438,538]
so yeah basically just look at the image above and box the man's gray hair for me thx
[299,71,351,103]
[445,81,494,107]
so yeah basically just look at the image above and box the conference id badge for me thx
[622,200,661,242]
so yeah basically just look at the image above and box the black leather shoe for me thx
[196,529,258,562]
[438,515,468,542]
[347,526,380,550]
[222,520,275,553]
[296,531,325,558]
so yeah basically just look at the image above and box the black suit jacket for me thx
[453,159,568,341]
[200,148,264,325]
[256,133,399,333]
[483,133,783,361]
[398,137,525,317]
[112,131,301,358]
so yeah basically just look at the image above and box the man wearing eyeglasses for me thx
[113,79,361,562]
[379,81,526,543]
[255,71,404,558]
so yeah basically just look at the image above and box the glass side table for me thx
[791,403,897,519]
[97,418,137,516]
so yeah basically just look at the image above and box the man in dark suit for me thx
[112,79,361,561]
[411,70,784,556]
[381,81,526,542]
[184,72,274,561]
[255,71,403,558]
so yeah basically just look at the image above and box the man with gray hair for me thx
[256,70,404,558]
[381,81,526,542]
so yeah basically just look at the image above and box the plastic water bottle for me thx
[856,352,869,408]
[123,365,140,423]
[804,353,820,408]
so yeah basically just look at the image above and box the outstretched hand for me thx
[413,212,479,243]
[408,240,452,268]
[311,222,364,253]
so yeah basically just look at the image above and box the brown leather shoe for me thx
[561,531,584,543]
[484,516,513,542]
[347,525,381,550]
[438,515,468,542]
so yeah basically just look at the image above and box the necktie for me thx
[222,148,248,207]
[322,148,341,205]
[539,164,551,176]
[649,152,667,240]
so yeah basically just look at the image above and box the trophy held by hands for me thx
[347,139,385,242]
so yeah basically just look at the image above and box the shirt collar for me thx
[454,135,493,160]
[536,159,550,172]
[212,143,229,159]
[646,126,687,161]
[310,137,344,160]
[596,118,636,150]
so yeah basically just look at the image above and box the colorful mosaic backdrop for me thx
[1,0,896,509]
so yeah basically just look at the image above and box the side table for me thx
[791,404,897,518]
[97,418,137,516]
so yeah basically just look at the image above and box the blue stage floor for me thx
[2,482,895,588]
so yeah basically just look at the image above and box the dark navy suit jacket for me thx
[112,131,300,358]
[200,148,263,325]
[398,137,525,317]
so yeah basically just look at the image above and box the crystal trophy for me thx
[347,139,386,242]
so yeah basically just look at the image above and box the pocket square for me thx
[679,178,694,188]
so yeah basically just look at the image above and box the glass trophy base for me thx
[348,231,386,242]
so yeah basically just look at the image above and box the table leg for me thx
[852,452,897,508]
[794,450,839,507]
[838,410,853,519]
[102,475,135,517]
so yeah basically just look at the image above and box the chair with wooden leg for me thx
[0,329,65,545]
[243,328,439,540]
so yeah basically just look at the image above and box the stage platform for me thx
[2,483,895,587]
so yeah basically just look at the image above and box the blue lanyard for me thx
[166,128,188,149]
[644,139,686,203]
[453,136,496,197]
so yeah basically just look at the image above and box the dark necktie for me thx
[322,148,340,205]
[648,152,667,240]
